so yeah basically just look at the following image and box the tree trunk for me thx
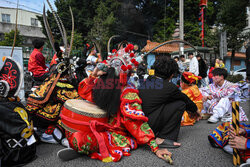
[230,49,235,71]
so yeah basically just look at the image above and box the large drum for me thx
[60,99,108,132]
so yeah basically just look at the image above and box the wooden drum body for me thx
[60,99,107,132]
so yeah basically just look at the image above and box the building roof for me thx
[141,40,191,53]
[226,52,246,58]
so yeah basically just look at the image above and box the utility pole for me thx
[179,0,184,55]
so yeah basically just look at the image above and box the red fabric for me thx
[50,54,58,67]
[28,48,48,77]
[239,149,250,162]
[60,107,108,132]
[73,80,159,162]
[208,67,215,79]
[78,76,97,102]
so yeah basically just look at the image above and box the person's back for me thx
[28,39,48,79]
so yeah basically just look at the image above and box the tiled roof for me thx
[226,52,246,58]
[141,40,191,53]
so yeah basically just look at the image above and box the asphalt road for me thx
[25,99,250,167]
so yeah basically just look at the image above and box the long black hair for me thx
[92,67,121,117]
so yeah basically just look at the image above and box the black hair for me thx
[152,56,179,80]
[32,39,44,49]
[92,67,121,117]
[210,59,216,67]
[212,68,228,79]
[180,55,185,58]
[174,56,179,61]
[188,52,193,56]
[196,54,202,59]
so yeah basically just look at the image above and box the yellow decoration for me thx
[148,69,155,76]
[14,107,33,138]
[188,75,199,81]
[102,157,113,163]
[2,56,6,62]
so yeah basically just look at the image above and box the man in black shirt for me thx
[139,56,201,148]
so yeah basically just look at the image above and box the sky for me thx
[0,0,56,14]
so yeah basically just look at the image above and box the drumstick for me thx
[163,154,173,165]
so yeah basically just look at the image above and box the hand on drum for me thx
[92,67,107,77]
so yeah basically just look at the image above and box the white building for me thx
[0,7,46,46]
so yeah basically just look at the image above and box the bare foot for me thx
[156,137,181,146]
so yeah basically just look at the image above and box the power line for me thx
[1,0,43,13]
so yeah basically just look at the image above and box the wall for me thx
[225,58,246,72]
[0,7,42,27]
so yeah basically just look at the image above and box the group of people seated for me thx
[0,38,249,166]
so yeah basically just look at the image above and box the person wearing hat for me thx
[180,72,203,126]
[57,44,172,163]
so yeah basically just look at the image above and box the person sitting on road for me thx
[57,45,172,163]
[139,56,201,148]
[208,122,250,167]
[180,72,203,126]
[28,39,49,85]
[200,68,248,123]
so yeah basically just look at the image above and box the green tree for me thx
[217,0,248,70]
[0,30,23,46]
[153,17,176,42]
[87,1,116,53]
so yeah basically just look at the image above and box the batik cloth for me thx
[209,122,250,162]
[181,85,203,126]
[199,80,248,121]
[66,76,159,162]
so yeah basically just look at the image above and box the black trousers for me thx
[33,72,50,86]
[147,100,186,141]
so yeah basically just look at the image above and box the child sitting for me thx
[180,72,203,126]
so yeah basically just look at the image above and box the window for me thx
[31,18,38,26]
[2,14,10,23]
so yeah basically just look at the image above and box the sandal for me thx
[158,139,180,149]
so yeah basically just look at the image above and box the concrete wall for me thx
[0,22,45,38]
[0,7,46,46]
[0,7,42,27]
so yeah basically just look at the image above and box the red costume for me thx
[28,48,48,77]
[66,76,159,162]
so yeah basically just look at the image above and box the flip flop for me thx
[57,148,81,161]
[158,139,180,149]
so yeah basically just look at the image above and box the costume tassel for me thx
[120,72,127,86]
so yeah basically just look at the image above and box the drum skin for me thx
[60,99,108,132]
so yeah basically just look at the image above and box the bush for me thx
[226,74,244,83]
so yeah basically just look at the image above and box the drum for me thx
[60,99,107,132]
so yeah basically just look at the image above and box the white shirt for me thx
[189,56,199,76]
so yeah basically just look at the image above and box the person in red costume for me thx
[28,39,49,84]
[57,45,171,163]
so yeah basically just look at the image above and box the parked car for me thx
[230,68,247,80]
